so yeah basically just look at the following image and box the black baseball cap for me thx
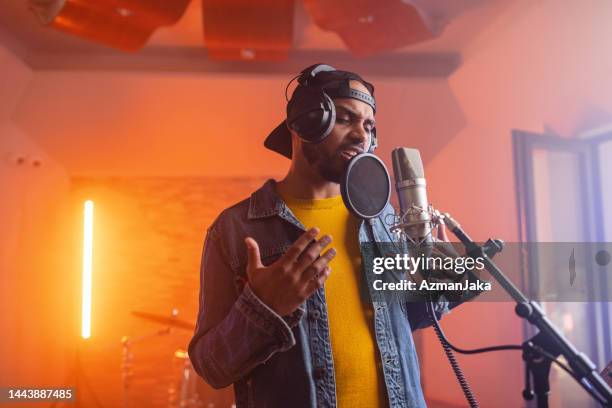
[264,65,376,159]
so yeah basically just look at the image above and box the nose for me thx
[349,122,370,150]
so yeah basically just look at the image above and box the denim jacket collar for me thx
[248,179,387,243]
[248,179,285,220]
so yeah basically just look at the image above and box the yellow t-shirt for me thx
[280,193,387,408]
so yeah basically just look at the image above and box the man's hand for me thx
[245,228,336,316]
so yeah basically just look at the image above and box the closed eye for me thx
[335,106,375,130]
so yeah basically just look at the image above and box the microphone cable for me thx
[377,213,595,404]
[425,300,609,406]
[426,299,480,408]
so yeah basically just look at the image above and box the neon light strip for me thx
[82,200,94,339]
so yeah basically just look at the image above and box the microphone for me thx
[390,148,503,282]
[391,147,434,256]
[392,148,482,408]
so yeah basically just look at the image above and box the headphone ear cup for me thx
[318,92,336,142]
[287,88,336,143]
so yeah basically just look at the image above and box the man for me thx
[189,64,460,407]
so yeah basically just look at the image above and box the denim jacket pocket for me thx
[230,244,290,292]
[259,245,290,266]
[232,244,290,271]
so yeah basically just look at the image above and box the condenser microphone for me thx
[391,147,434,256]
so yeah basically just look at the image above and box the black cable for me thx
[426,301,609,406]
[284,73,301,102]
[427,301,576,373]
[526,344,608,406]
[427,300,479,408]
[430,309,522,355]
[525,344,574,379]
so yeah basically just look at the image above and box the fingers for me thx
[300,247,336,284]
[305,265,332,293]
[437,222,450,242]
[294,234,333,274]
[282,227,320,265]
[245,237,263,270]
[317,266,331,286]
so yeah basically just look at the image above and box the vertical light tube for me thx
[82,200,94,339]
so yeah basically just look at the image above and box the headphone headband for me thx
[294,63,376,113]
[297,64,337,86]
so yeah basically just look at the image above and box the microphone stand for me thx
[442,213,612,407]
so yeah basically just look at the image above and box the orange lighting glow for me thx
[82,200,94,339]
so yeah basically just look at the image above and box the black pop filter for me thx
[340,153,391,219]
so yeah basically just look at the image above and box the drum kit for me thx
[118,309,612,408]
[122,309,234,408]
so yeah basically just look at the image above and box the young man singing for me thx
[189,64,467,408]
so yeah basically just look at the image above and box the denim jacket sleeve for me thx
[188,221,303,389]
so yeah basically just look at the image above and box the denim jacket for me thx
[188,179,456,408]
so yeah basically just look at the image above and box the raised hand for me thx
[245,228,336,316]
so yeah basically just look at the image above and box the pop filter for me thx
[340,153,391,219]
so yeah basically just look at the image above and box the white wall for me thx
[0,44,72,392]
[421,1,612,406]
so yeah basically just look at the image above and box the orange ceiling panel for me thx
[304,0,435,57]
[202,0,294,61]
[30,0,191,51]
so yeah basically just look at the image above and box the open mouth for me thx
[340,148,363,160]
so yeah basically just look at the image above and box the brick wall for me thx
[70,176,268,408]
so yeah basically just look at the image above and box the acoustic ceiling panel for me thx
[29,0,191,51]
[202,0,294,61]
[304,0,486,57]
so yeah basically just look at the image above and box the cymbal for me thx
[131,310,195,331]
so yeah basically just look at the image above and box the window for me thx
[513,129,612,407]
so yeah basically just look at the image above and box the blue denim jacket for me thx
[188,179,453,408]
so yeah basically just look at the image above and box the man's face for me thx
[299,80,376,183]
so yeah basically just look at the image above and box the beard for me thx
[302,142,355,183]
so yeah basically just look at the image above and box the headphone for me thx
[286,64,378,153]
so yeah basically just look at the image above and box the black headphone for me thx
[286,64,378,153]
